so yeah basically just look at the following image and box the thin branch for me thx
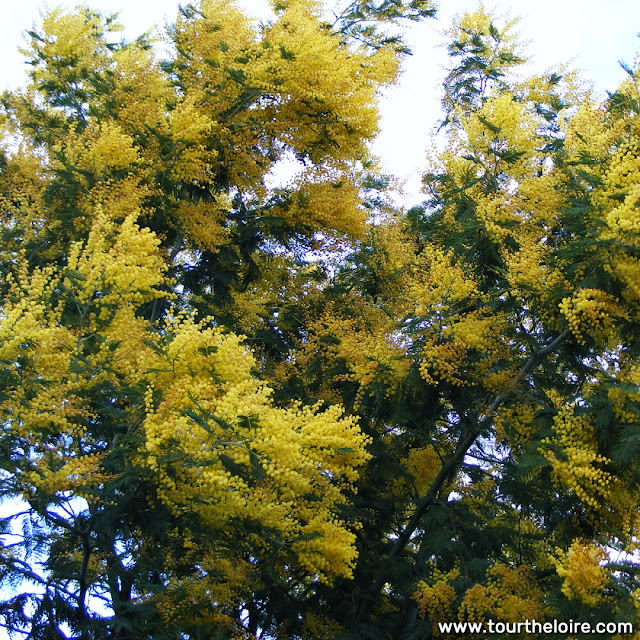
[359,329,570,619]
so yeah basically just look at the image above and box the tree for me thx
[278,8,640,638]
[0,0,432,637]
[2,1,640,639]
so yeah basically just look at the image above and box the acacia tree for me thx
[2,1,640,639]
[265,7,640,639]
[0,0,435,637]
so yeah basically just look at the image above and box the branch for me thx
[2,558,80,602]
[479,329,569,423]
[360,329,570,618]
[360,428,475,614]
[77,537,92,623]
[605,562,640,574]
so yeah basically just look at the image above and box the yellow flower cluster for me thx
[81,175,153,225]
[465,93,537,172]
[608,255,640,319]
[0,146,48,247]
[415,580,458,632]
[49,122,151,230]
[65,211,168,317]
[155,545,244,630]
[563,101,612,168]
[445,6,521,115]
[168,0,396,209]
[270,174,366,239]
[418,307,509,389]
[458,564,545,631]
[504,238,549,296]
[2,195,374,590]
[562,95,640,323]
[69,123,141,176]
[410,246,477,314]
[414,560,545,638]
[168,96,215,183]
[559,288,621,346]
[517,172,568,227]
[597,139,640,218]
[296,299,410,404]
[1,209,172,503]
[551,541,608,607]
[413,563,460,633]
[173,196,230,252]
[615,490,640,555]
[450,7,520,64]
[365,217,418,300]
[109,44,171,135]
[542,407,615,511]
[404,445,441,495]
[25,452,111,501]
[26,7,120,98]
[20,0,401,261]
[250,0,397,162]
[494,402,538,448]
[590,138,640,316]
[475,195,519,243]
[607,362,640,424]
[406,246,511,389]
[300,612,345,640]
[141,311,372,584]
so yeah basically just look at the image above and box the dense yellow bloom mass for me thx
[0,205,372,600]
[465,92,538,169]
[551,541,609,607]
[270,173,367,238]
[408,246,511,389]
[22,7,119,99]
[292,297,411,407]
[14,0,396,263]
[542,407,615,512]
[164,0,397,238]
[413,563,460,629]
[460,564,545,624]
[0,3,401,621]
[414,562,546,638]
[142,311,370,581]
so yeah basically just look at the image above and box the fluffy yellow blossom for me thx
[559,288,623,345]
[408,246,510,388]
[65,210,167,315]
[452,564,545,635]
[551,541,609,607]
[542,407,616,513]
[168,0,397,199]
[413,563,460,633]
[142,318,371,582]
[270,174,367,239]
[1,201,372,596]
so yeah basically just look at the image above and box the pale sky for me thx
[3,0,640,200]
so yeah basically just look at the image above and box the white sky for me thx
[3,0,640,200]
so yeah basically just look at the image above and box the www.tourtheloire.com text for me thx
[437,619,633,636]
